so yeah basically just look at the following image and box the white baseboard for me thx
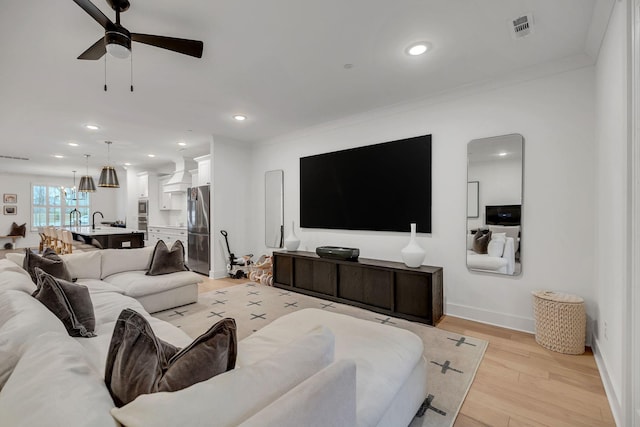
[591,337,623,426]
[446,302,535,333]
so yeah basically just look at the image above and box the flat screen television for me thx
[485,205,521,226]
[300,134,432,233]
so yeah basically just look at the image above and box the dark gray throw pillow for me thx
[105,309,237,407]
[8,222,26,237]
[146,240,189,276]
[32,267,96,338]
[472,230,492,254]
[23,247,72,285]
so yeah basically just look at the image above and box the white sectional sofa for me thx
[5,247,200,313]
[0,250,428,427]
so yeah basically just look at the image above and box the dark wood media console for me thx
[272,251,443,325]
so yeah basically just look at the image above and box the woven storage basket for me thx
[532,290,586,355]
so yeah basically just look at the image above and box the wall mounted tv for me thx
[485,205,521,226]
[300,134,432,233]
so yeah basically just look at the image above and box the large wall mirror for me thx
[466,134,523,276]
[265,170,284,248]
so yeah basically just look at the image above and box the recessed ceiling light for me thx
[178,142,187,146]
[148,154,156,158]
[498,152,508,157]
[85,124,100,130]
[68,142,79,147]
[124,162,131,166]
[406,42,432,56]
[233,115,247,121]
[53,155,64,159]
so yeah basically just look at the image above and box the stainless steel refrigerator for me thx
[187,185,210,275]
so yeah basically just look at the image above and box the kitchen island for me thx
[65,226,145,249]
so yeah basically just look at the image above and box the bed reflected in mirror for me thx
[466,134,523,276]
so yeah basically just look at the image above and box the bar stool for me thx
[62,230,74,254]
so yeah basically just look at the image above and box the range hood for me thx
[163,157,196,193]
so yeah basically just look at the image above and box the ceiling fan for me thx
[73,0,203,60]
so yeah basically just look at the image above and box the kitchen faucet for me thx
[69,208,81,226]
[92,211,104,230]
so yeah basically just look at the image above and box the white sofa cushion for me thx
[487,239,504,257]
[0,331,118,427]
[0,259,35,294]
[61,251,103,280]
[100,247,154,279]
[76,278,126,295]
[103,270,201,298]
[0,290,67,389]
[239,360,357,427]
[238,308,424,427]
[111,325,335,427]
[75,291,193,376]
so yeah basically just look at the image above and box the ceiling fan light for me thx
[106,42,130,59]
[78,176,97,192]
[98,166,120,188]
[105,30,131,59]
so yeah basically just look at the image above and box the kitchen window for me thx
[31,184,91,229]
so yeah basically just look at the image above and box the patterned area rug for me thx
[153,283,487,427]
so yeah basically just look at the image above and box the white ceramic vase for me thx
[401,223,425,268]
[284,221,300,251]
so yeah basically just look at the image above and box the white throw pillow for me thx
[487,239,505,257]
[466,234,474,250]
[491,232,507,242]
[111,325,335,427]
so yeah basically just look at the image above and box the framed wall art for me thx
[4,206,17,215]
[3,194,17,204]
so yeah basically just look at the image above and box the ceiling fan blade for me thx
[131,33,203,58]
[78,37,106,60]
[72,0,113,29]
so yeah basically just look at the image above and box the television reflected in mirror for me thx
[466,134,523,276]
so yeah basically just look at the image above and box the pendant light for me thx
[98,141,120,188]
[78,154,97,193]
[63,170,80,201]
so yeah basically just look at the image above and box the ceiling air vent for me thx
[509,13,534,39]
[0,155,29,161]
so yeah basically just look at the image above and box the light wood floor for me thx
[198,277,615,427]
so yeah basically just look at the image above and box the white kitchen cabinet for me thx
[189,168,199,187]
[158,178,185,211]
[136,172,149,198]
[194,154,211,186]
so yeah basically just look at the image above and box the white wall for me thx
[0,172,121,249]
[211,136,252,278]
[594,0,627,422]
[248,66,597,333]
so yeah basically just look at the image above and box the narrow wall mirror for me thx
[265,170,284,248]
[466,134,523,276]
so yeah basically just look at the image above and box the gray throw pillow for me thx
[472,230,492,254]
[8,222,26,237]
[105,309,237,407]
[146,240,189,276]
[32,267,96,338]
[23,247,72,284]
